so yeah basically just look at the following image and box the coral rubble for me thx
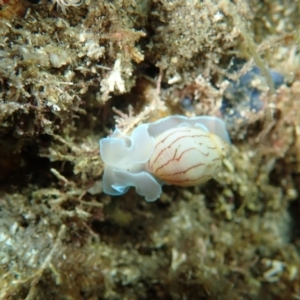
[0,0,300,299]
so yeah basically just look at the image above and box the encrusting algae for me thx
[0,0,300,299]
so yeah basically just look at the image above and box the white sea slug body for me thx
[100,115,230,202]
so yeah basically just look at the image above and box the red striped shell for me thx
[146,126,226,186]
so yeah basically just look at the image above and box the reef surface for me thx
[0,0,300,299]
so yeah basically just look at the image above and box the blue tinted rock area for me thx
[221,62,284,129]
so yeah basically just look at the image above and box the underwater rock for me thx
[221,64,284,128]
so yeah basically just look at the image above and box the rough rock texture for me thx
[0,0,300,299]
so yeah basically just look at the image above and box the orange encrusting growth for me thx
[146,127,226,186]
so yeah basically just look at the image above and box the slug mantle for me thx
[100,115,230,202]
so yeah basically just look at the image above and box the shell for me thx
[146,126,226,186]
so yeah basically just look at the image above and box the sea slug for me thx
[100,115,230,202]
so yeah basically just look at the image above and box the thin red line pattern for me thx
[146,127,225,186]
